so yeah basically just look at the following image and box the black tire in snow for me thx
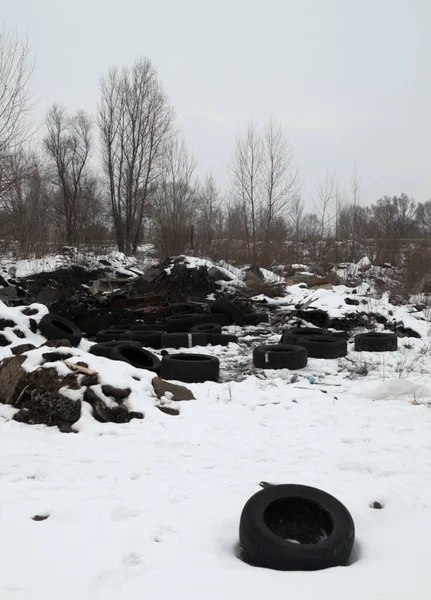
[190,322,222,334]
[253,344,307,370]
[89,340,142,359]
[128,330,163,349]
[39,313,82,347]
[294,335,347,359]
[161,332,208,349]
[110,344,161,374]
[95,329,131,342]
[210,299,245,326]
[354,332,398,352]
[165,314,202,333]
[200,313,232,326]
[244,313,269,325]
[161,353,220,383]
[239,484,355,571]
[129,323,166,332]
[206,333,239,346]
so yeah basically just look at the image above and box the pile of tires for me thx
[239,484,355,571]
[280,327,348,359]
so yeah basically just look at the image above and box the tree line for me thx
[0,27,429,264]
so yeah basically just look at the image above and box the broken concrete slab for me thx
[152,377,195,401]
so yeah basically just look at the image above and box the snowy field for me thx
[0,257,431,599]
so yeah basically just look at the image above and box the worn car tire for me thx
[166,314,202,333]
[295,335,347,359]
[191,322,222,334]
[89,340,141,359]
[129,323,166,332]
[128,331,163,349]
[161,352,220,383]
[244,312,269,325]
[239,484,355,571]
[161,332,207,349]
[200,313,232,326]
[253,344,307,370]
[210,299,245,326]
[206,334,239,346]
[39,313,82,347]
[111,344,161,374]
[354,332,398,352]
[95,329,131,342]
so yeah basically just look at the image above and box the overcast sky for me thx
[3,0,431,207]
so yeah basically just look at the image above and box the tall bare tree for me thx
[314,170,338,259]
[196,173,222,253]
[150,138,196,256]
[98,58,173,254]
[231,122,262,261]
[260,117,300,244]
[0,26,34,202]
[44,104,92,245]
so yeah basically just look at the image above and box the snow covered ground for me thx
[0,258,431,599]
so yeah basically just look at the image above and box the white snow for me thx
[0,262,431,599]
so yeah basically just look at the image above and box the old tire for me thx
[128,331,163,349]
[210,299,245,326]
[89,340,141,359]
[244,313,269,325]
[191,322,222,334]
[166,314,202,333]
[206,334,239,346]
[96,329,131,342]
[295,335,347,359]
[239,484,355,571]
[354,332,398,352]
[161,332,207,349]
[129,323,166,332]
[200,313,232,326]
[253,344,307,370]
[161,353,220,383]
[281,327,329,344]
[39,313,82,347]
[111,344,161,374]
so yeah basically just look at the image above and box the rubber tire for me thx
[354,332,398,352]
[166,314,202,333]
[244,313,269,325]
[161,353,220,383]
[281,328,329,344]
[295,335,347,359]
[161,332,207,349]
[128,331,163,349]
[111,344,161,374]
[206,334,239,346]
[200,313,232,326]
[129,323,166,332]
[253,344,307,370]
[239,484,355,571]
[89,340,141,359]
[191,323,222,334]
[39,313,82,347]
[95,329,131,342]
[210,299,245,326]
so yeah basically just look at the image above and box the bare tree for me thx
[150,138,197,257]
[260,117,300,244]
[314,170,338,258]
[0,26,34,202]
[195,173,222,253]
[44,104,92,245]
[98,58,173,254]
[372,194,418,238]
[288,195,304,242]
[230,122,262,261]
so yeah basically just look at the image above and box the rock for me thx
[101,384,131,401]
[111,404,131,423]
[152,377,195,401]
[156,404,180,416]
[41,351,73,363]
[0,334,11,347]
[92,399,114,423]
[344,297,360,306]
[11,343,36,356]
[0,355,28,404]
[41,339,73,348]
[306,277,333,289]
[13,329,25,339]
[83,387,100,406]
[128,411,144,420]
[0,318,17,329]
[208,266,232,282]
[80,374,99,387]
[14,388,81,426]
[370,501,383,509]
[32,514,50,521]
[21,307,39,316]
[29,319,38,333]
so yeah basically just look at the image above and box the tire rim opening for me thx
[171,355,212,362]
[119,347,155,368]
[264,497,333,544]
